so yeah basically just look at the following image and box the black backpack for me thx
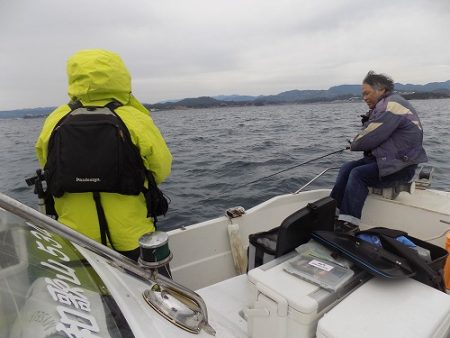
[42,101,169,246]
[45,101,146,197]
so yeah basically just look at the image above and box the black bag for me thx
[45,101,146,197]
[312,230,416,279]
[248,196,336,269]
[361,227,447,291]
[313,227,447,291]
[144,171,170,222]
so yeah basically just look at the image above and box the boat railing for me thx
[294,167,340,194]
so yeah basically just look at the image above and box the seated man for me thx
[331,71,428,233]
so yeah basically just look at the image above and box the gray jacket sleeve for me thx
[350,110,402,151]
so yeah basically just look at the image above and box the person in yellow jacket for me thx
[36,49,172,260]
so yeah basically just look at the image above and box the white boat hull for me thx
[1,187,449,338]
[168,188,450,290]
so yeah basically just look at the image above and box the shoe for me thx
[334,220,360,235]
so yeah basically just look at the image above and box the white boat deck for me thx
[197,274,250,338]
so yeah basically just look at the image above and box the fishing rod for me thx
[294,167,340,194]
[240,147,348,187]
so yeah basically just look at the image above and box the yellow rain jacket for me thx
[36,49,172,251]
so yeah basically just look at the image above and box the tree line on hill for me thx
[2,80,450,117]
[147,80,450,110]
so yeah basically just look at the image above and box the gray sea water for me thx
[1,99,449,231]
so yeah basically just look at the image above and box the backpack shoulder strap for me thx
[52,100,84,130]
[92,191,115,249]
[103,101,135,143]
[68,100,83,111]
[104,100,123,111]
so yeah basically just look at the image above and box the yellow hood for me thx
[67,49,149,115]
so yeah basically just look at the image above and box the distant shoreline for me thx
[1,90,449,117]
[146,92,450,111]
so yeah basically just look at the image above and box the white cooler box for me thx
[316,278,450,338]
[246,252,367,338]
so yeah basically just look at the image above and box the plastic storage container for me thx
[246,252,367,338]
[284,255,355,292]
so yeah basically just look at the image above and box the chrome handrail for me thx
[294,167,340,194]
[0,192,215,336]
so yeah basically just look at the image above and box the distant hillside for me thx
[395,80,450,92]
[149,79,450,110]
[2,79,450,115]
[0,107,55,119]
[149,96,255,110]
[213,94,257,102]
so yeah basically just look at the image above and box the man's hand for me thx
[346,139,352,149]
[360,114,369,125]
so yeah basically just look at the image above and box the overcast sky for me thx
[1,0,450,110]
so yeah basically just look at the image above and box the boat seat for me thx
[370,166,434,200]
[247,197,336,270]
[370,181,415,200]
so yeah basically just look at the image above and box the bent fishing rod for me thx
[240,146,348,188]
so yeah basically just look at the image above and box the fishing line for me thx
[239,147,348,188]
[423,220,450,241]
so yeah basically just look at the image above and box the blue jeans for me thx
[330,157,416,224]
